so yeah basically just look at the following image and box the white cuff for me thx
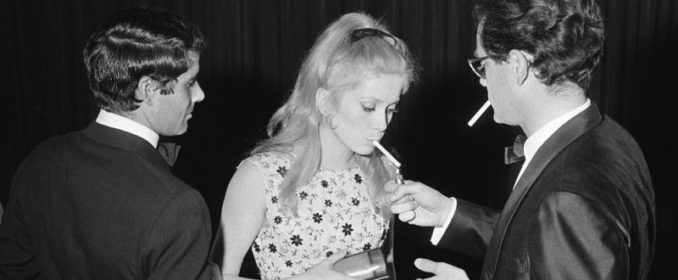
[430,197,457,245]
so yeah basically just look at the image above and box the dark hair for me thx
[83,7,206,113]
[475,0,605,89]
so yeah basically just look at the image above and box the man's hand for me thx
[414,258,469,280]
[384,180,454,227]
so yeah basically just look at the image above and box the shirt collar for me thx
[522,99,591,164]
[95,109,159,148]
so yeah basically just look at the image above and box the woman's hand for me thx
[287,251,357,280]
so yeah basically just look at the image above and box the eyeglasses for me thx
[468,56,489,79]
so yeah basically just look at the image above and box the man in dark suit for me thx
[0,8,216,279]
[387,0,655,279]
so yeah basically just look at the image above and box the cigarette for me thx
[372,141,401,168]
[467,100,491,127]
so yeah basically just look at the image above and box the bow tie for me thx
[504,134,526,165]
[157,142,181,167]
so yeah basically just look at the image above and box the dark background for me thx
[2,0,676,279]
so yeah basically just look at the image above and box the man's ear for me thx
[136,76,161,106]
[509,50,531,85]
[315,88,331,116]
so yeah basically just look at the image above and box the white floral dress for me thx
[245,152,388,280]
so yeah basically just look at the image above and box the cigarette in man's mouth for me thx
[467,100,491,127]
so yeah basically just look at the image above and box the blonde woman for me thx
[214,12,416,280]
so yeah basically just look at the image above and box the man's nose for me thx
[192,84,205,103]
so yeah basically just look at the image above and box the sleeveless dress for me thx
[245,152,389,280]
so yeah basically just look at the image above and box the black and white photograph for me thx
[1,0,676,279]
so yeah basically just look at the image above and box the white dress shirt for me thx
[95,109,159,148]
[430,99,591,245]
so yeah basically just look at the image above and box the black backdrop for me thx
[2,0,676,279]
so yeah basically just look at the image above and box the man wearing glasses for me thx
[386,0,655,279]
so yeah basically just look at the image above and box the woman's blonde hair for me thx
[252,12,416,216]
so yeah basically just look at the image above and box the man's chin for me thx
[160,127,189,137]
[492,115,509,125]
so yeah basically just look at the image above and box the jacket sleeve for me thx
[141,189,213,280]
[0,162,40,279]
[436,199,500,257]
[529,192,629,280]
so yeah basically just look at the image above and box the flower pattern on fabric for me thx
[246,152,388,280]
[277,166,288,177]
[290,235,303,246]
[342,223,353,236]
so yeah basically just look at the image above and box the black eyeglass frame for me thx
[468,56,490,79]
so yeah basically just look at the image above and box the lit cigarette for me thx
[467,100,491,127]
[372,141,401,168]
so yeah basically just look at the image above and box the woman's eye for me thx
[187,80,197,88]
[362,105,376,112]
[387,107,399,114]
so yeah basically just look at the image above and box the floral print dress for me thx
[245,152,388,280]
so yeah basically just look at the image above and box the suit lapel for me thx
[481,104,603,279]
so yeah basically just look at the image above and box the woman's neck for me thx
[318,124,355,170]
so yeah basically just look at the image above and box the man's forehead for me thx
[474,20,486,56]
[474,44,487,57]
[187,52,200,66]
[187,54,200,73]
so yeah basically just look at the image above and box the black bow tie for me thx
[504,134,526,165]
[157,142,181,167]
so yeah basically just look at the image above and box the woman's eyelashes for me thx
[361,104,376,112]
[361,103,399,114]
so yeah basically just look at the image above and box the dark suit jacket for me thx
[438,104,655,280]
[0,123,213,280]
